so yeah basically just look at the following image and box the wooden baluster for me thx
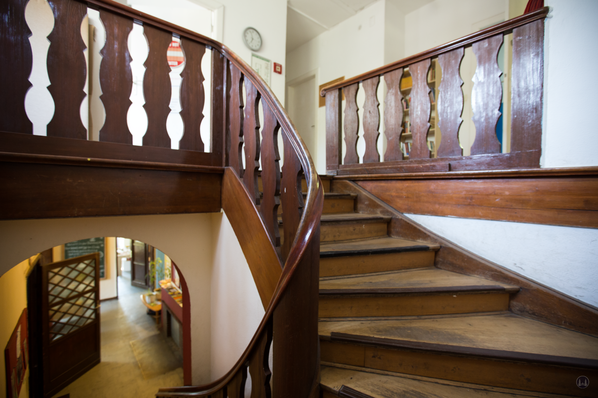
[511,19,544,153]
[243,79,261,204]
[362,76,380,163]
[248,321,273,398]
[281,131,303,260]
[211,51,227,162]
[47,0,87,139]
[226,366,247,398]
[471,35,503,155]
[383,69,404,161]
[437,48,464,157]
[0,0,32,134]
[210,389,225,398]
[99,11,133,144]
[260,103,282,252]
[228,64,244,176]
[179,38,206,151]
[343,83,360,164]
[409,59,431,159]
[325,89,342,173]
[142,25,171,148]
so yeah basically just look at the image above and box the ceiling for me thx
[286,0,434,52]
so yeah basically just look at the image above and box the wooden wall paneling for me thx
[343,83,360,165]
[243,78,261,204]
[248,321,273,398]
[260,103,282,251]
[470,35,503,155]
[179,38,206,151]
[46,0,88,139]
[99,10,133,144]
[326,90,342,173]
[510,19,544,155]
[0,0,33,134]
[281,131,304,260]
[356,176,598,229]
[408,59,431,159]
[228,64,244,175]
[221,169,282,306]
[437,48,464,157]
[211,51,226,164]
[142,25,172,148]
[0,161,222,220]
[362,76,380,163]
[383,69,404,161]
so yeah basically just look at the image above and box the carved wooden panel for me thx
[510,19,543,155]
[281,132,304,260]
[409,59,431,159]
[343,83,360,165]
[248,322,273,398]
[243,79,261,204]
[362,76,380,163]
[99,10,133,144]
[179,38,206,151]
[471,35,503,155]
[326,90,342,172]
[437,48,464,157]
[383,69,404,161]
[142,25,171,148]
[260,103,282,251]
[47,0,87,139]
[228,64,244,176]
[0,0,32,134]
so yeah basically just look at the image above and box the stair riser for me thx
[319,292,510,318]
[320,222,388,243]
[321,340,598,397]
[278,197,355,216]
[320,251,435,277]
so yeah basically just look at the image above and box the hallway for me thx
[52,273,184,397]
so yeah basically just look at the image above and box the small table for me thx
[140,293,162,326]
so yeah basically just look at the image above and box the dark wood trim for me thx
[330,332,598,369]
[356,174,598,229]
[320,244,432,258]
[338,385,375,398]
[0,131,223,169]
[99,297,118,302]
[331,179,598,337]
[0,162,222,220]
[320,7,549,96]
[319,285,516,296]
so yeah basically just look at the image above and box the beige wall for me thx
[0,259,31,398]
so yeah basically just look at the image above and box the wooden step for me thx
[319,214,391,242]
[319,269,518,318]
[321,363,574,398]
[319,313,598,396]
[321,193,356,215]
[320,237,439,277]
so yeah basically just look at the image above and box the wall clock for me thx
[243,27,262,51]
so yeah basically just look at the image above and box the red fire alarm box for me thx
[273,62,282,74]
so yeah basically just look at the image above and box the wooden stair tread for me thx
[319,312,598,364]
[320,213,392,223]
[320,268,520,294]
[321,364,570,398]
[321,236,439,257]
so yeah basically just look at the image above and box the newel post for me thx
[273,225,321,398]
[325,89,342,175]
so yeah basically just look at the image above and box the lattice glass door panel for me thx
[48,291,96,341]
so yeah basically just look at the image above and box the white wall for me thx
[542,0,598,168]
[210,212,264,381]
[407,215,598,308]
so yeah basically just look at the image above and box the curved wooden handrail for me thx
[319,6,549,97]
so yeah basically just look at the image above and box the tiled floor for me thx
[52,272,184,397]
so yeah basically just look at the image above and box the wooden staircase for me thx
[315,178,598,398]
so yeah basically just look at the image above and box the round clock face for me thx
[243,27,262,51]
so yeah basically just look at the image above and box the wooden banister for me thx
[0,0,324,396]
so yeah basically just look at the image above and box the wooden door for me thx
[28,253,101,397]
[131,240,151,288]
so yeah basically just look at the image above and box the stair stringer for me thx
[331,179,598,337]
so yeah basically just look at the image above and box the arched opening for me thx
[0,236,191,397]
